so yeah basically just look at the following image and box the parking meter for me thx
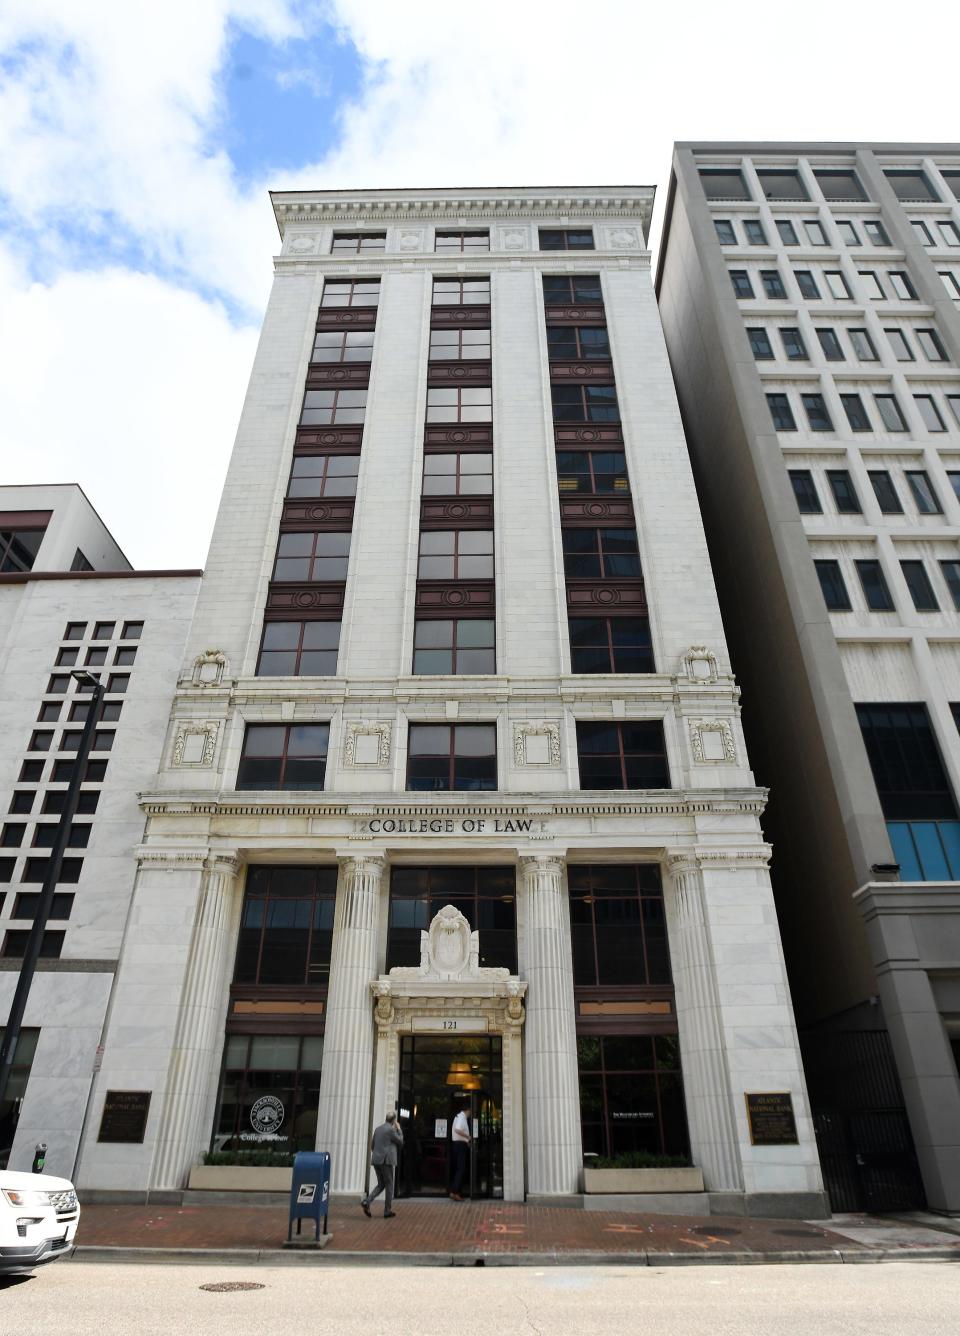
[32,1143,47,1174]
[287,1151,330,1241]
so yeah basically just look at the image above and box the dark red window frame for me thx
[576,720,670,790]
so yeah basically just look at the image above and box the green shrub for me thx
[586,1151,692,1170]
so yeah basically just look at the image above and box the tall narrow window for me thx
[827,470,861,513]
[795,270,820,299]
[875,395,907,432]
[888,271,917,301]
[825,271,852,300]
[916,329,947,361]
[905,471,942,514]
[766,394,796,431]
[900,561,939,611]
[863,220,890,246]
[869,471,903,514]
[729,270,754,299]
[789,470,821,514]
[761,270,787,299]
[855,559,895,611]
[435,231,490,252]
[840,394,871,432]
[744,219,767,245]
[816,328,844,361]
[776,220,799,246]
[940,560,960,610]
[915,396,946,432]
[802,393,833,432]
[714,219,736,245]
[780,327,808,360]
[885,329,914,361]
[747,328,774,360]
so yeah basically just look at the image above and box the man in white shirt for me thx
[449,1100,471,1201]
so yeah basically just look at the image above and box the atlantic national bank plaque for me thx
[744,1092,798,1146]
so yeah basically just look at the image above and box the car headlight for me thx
[2,1189,46,1208]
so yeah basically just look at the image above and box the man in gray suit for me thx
[361,1110,403,1218]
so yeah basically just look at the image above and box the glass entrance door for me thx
[396,1035,503,1198]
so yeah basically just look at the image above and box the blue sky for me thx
[0,0,958,567]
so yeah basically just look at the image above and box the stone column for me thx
[521,854,582,1195]
[315,853,385,1194]
[666,855,742,1191]
[150,855,241,1190]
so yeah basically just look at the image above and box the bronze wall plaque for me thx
[97,1090,152,1144]
[745,1091,798,1146]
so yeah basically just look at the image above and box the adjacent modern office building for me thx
[657,143,960,1213]
[51,186,828,1215]
[0,485,200,1172]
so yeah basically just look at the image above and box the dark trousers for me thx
[365,1162,394,1213]
[450,1140,469,1195]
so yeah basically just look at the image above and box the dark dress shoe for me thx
[360,1200,371,1217]
[384,1211,397,1218]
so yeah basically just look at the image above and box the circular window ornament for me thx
[250,1095,285,1135]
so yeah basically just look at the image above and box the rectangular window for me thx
[789,470,821,514]
[12,892,73,920]
[901,561,939,611]
[937,221,960,248]
[121,621,143,640]
[802,393,833,432]
[273,531,351,582]
[911,220,934,246]
[21,857,82,883]
[429,328,491,360]
[562,528,641,579]
[840,393,871,432]
[0,528,46,573]
[795,270,820,299]
[700,170,749,200]
[64,622,86,640]
[863,220,890,246]
[577,1033,689,1161]
[889,271,917,301]
[310,330,375,363]
[885,170,938,202]
[542,275,602,304]
[3,931,64,960]
[426,386,493,422]
[780,327,808,360]
[9,793,33,815]
[287,453,359,498]
[417,530,494,580]
[319,280,380,308]
[539,228,594,250]
[747,328,773,360]
[856,559,895,610]
[804,220,827,246]
[236,724,329,791]
[714,219,736,245]
[766,393,796,431]
[869,471,903,514]
[776,220,799,246]
[816,327,844,361]
[761,269,787,299]
[940,560,960,610]
[546,326,611,361]
[211,1031,324,1158]
[331,232,385,253]
[550,384,619,422]
[825,271,851,300]
[299,388,367,425]
[744,219,767,245]
[905,470,942,514]
[827,469,861,512]
[387,866,516,973]
[815,170,866,202]
[56,648,78,666]
[433,277,491,305]
[406,723,497,791]
[233,865,337,988]
[1,824,24,848]
[885,328,914,361]
[915,395,946,432]
[757,169,808,201]
[555,451,629,494]
[569,866,672,989]
[576,720,670,790]
[950,397,960,429]
[837,220,860,246]
[875,395,908,432]
[435,231,490,252]
[729,270,754,299]
[916,328,947,361]
[859,270,885,299]
[422,452,493,496]
[568,617,654,674]
[92,621,114,640]
[948,471,960,502]
[412,619,495,675]
[257,621,340,677]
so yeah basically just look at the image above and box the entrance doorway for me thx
[396,1035,503,1198]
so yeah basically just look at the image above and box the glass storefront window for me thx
[577,1034,688,1160]
[211,1032,323,1158]
[387,866,516,972]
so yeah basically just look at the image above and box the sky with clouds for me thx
[1,0,957,567]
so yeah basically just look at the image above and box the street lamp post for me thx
[0,671,106,1119]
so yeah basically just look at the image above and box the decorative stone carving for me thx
[189,650,228,688]
[171,721,219,768]
[500,227,527,250]
[398,230,423,251]
[287,234,319,254]
[606,226,640,249]
[513,722,561,767]
[343,721,392,767]
[679,646,720,684]
[689,719,737,764]
[391,904,509,983]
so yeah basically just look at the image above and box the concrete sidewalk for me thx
[70,1199,960,1267]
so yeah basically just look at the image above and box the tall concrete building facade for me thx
[19,188,824,1216]
[657,143,960,1213]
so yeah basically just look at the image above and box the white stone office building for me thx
[657,143,960,1213]
[0,485,199,1174]
[65,187,824,1215]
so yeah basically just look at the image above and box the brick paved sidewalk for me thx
[73,1199,960,1260]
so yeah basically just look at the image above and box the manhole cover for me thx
[691,1225,741,1236]
[199,1282,265,1293]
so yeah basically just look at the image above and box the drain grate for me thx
[199,1282,266,1293]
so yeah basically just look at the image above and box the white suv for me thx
[0,1171,80,1274]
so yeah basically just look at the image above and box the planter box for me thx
[188,1165,293,1192]
[583,1166,704,1195]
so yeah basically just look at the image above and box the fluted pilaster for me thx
[521,854,582,1195]
[315,854,385,1193]
[151,855,241,1189]
[667,856,741,1190]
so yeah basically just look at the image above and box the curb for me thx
[68,1244,960,1268]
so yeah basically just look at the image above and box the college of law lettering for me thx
[359,817,546,835]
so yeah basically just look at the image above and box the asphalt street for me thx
[1,1261,958,1335]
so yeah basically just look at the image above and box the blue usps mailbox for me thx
[287,1151,330,1242]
